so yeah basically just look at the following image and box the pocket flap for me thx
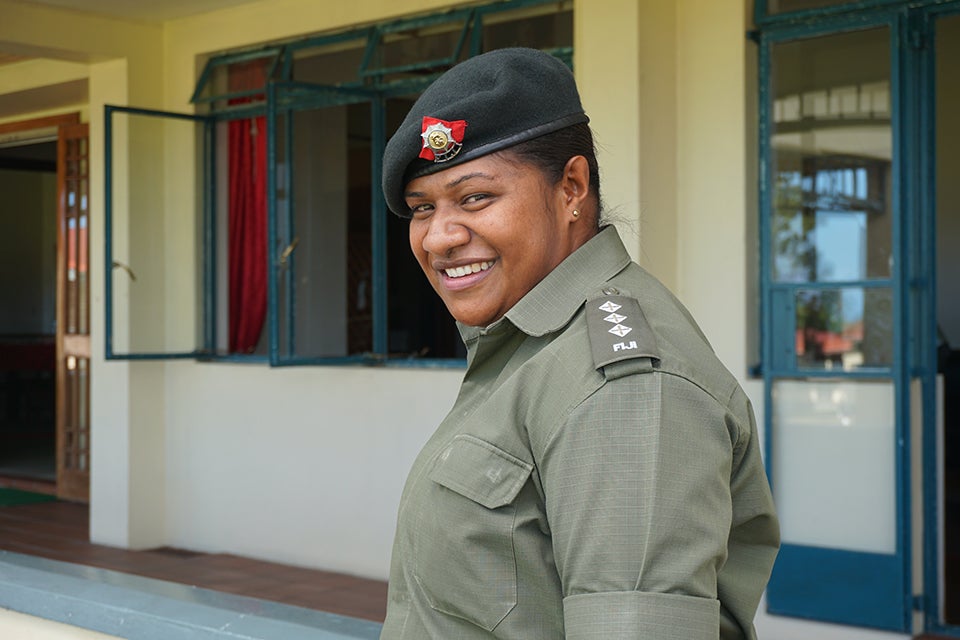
[429,435,533,509]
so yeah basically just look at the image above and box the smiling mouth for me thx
[443,261,494,278]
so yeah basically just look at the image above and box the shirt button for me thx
[602,287,619,295]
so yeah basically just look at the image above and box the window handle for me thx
[112,260,137,281]
[279,236,300,267]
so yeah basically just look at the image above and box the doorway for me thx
[0,137,57,488]
[0,113,90,502]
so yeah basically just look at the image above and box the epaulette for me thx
[585,287,660,380]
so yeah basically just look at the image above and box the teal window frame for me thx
[104,0,572,367]
[754,0,941,27]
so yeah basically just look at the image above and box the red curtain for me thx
[227,62,268,353]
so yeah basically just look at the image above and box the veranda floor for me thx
[0,478,387,623]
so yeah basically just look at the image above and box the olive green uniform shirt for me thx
[380,226,779,639]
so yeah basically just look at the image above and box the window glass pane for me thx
[291,37,366,84]
[771,28,892,283]
[194,51,279,112]
[370,18,471,82]
[108,110,204,355]
[772,378,895,553]
[795,286,892,370]
[274,101,370,359]
[202,1,573,363]
[364,2,572,83]
[481,5,573,52]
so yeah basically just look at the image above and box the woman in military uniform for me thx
[379,47,779,640]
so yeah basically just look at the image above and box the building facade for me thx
[0,0,957,637]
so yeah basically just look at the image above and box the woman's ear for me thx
[561,155,591,211]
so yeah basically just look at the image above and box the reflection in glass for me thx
[771,28,892,283]
[796,287,892,369]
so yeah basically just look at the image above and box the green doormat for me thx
[0,488,57,507]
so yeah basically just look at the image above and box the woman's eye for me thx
[463,193,488,206]
[408,203,433,217]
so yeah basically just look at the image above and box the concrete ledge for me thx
[0,551,382,640]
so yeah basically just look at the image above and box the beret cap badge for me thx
[419,116,466,163]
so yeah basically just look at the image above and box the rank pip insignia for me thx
[420,116,466,163]
[599,301,634,345]
[586,293,660,370]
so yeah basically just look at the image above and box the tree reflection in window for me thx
[773,154,894,370]
[773,154,890,284]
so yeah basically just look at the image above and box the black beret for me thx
[382,47,589,217]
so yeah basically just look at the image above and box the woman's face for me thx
[405,153,581,327]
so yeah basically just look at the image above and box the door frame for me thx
[55,121,90,502]
[919,5,960,635]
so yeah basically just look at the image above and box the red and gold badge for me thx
[419,116,466,163]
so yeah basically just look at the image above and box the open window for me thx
[105,106,213,358]
[105,0,573,365]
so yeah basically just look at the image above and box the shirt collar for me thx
[458,225,632,342]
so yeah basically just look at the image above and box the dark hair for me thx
[502,122,602,224]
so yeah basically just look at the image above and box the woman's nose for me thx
[421,209,470,256]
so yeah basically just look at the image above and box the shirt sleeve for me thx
[539,370,765,640]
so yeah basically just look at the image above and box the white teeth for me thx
[445,261,492,278]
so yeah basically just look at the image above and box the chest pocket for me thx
[414,434,533,631]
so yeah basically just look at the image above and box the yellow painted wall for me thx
[0,59,87,92]
[0,59,88,125]
[575,0,642,263]
[0,1,160,63]
[676,0,750,375]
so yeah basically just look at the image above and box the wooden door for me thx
[56,123,90,502]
